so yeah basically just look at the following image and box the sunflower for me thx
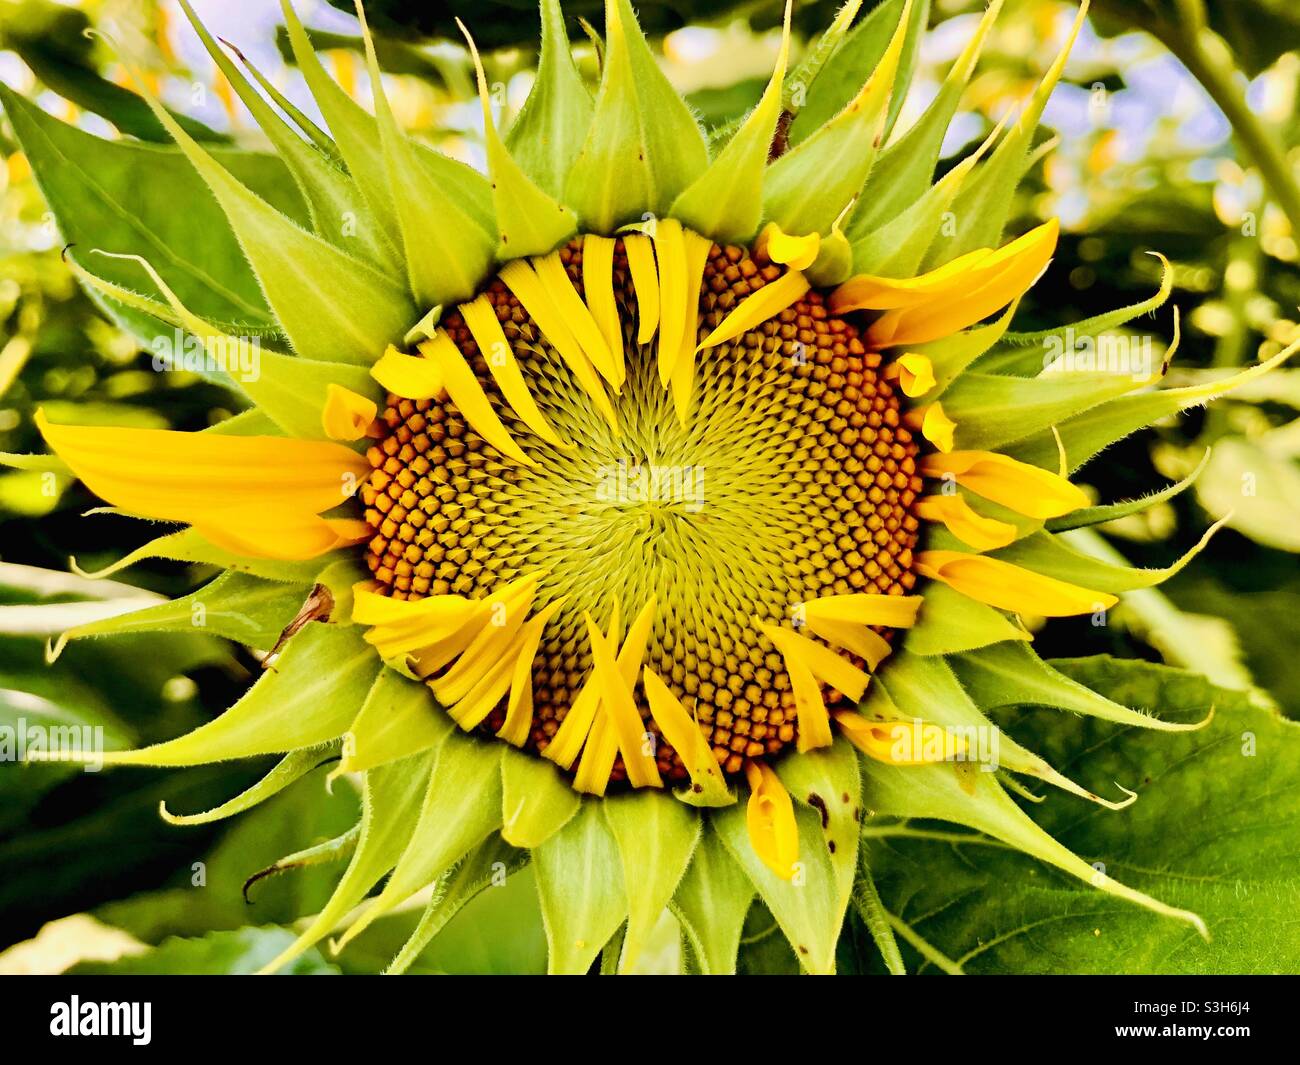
[7,0,1294,975]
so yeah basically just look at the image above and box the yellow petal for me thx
[193,514,369,561]
[744,760,799,880]
[868,219,1059,346]
[321,383,377,441]
[696,269,810,352]
[573,707,619,796]
[500,257,619,431]
[642,667,730,801]
[802,592,922,630]
[418,332,537,467]
[371,344,445,400]
[831,248,994,311]
[803,616,893,669]
[429,573,540,704]
[917,550,1118,617]
[653,218,689,386]
[36,410,368,559]
[623,233,660,344]
[583,235,626,387]
[498,597,567,747]
[669,229,713,424]
[353,583,486,657]
[905,401,956,453]
[533,251,620,388]
[920,450,1090,519]
[914,493,1018,550]
[756,221,820,270]
[835,711,968,765]
[760,625,842,751]
[583,612,662,788]
[460,294,568,448]
[891,352,936,397]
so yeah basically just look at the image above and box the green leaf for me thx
[670,823,753,974]
[500,746,580,848]
[868,658,1291,972]
[992,527,1217,594]
[0,0,226,143]
[0,85,302,334]
[565,0,708,232]
[604,790,700,971]
[534,798,627,974]
[505,0,595,200]
[70,927,337,975]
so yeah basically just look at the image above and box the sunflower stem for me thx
[851,851,907,975]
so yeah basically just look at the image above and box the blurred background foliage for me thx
[0,0,1298,973]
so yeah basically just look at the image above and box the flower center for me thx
[360,236,922,778]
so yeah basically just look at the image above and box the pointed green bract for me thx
[905,582,1029,656]
[951,642,1208,732]
[337,732,505,946]
[177,0,395,271]
[604,791,699,972]
[859,751,1206,937]
[924,1,1086,266]
[506,0,594,199]
[566,0,708,232]
[763,0,913,236]
[775,738,863,914]
[257,750,436,974]
[912,301,1018,397]
[1005,344,1300,471]
[670,824,753,975]
[69,527,340,586]
[789,0,928,147]
[463,21,576,257]
[993,525,1223,594]
[940,369,1149,453]
[714,800,845,974]
[337,667,453,775]
[534,799,627,974]
[388,835,528,974]
[76,248,381,436]
[500,748,580,848]
[160,746,335,826]
[49,571,305,659]
[1047,451,1209,532]
[848,0,1001,239]
[354,2,495,307]
[671,5,790,243]
[119,48,415,363]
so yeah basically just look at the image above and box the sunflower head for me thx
[9,0,1293,973]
